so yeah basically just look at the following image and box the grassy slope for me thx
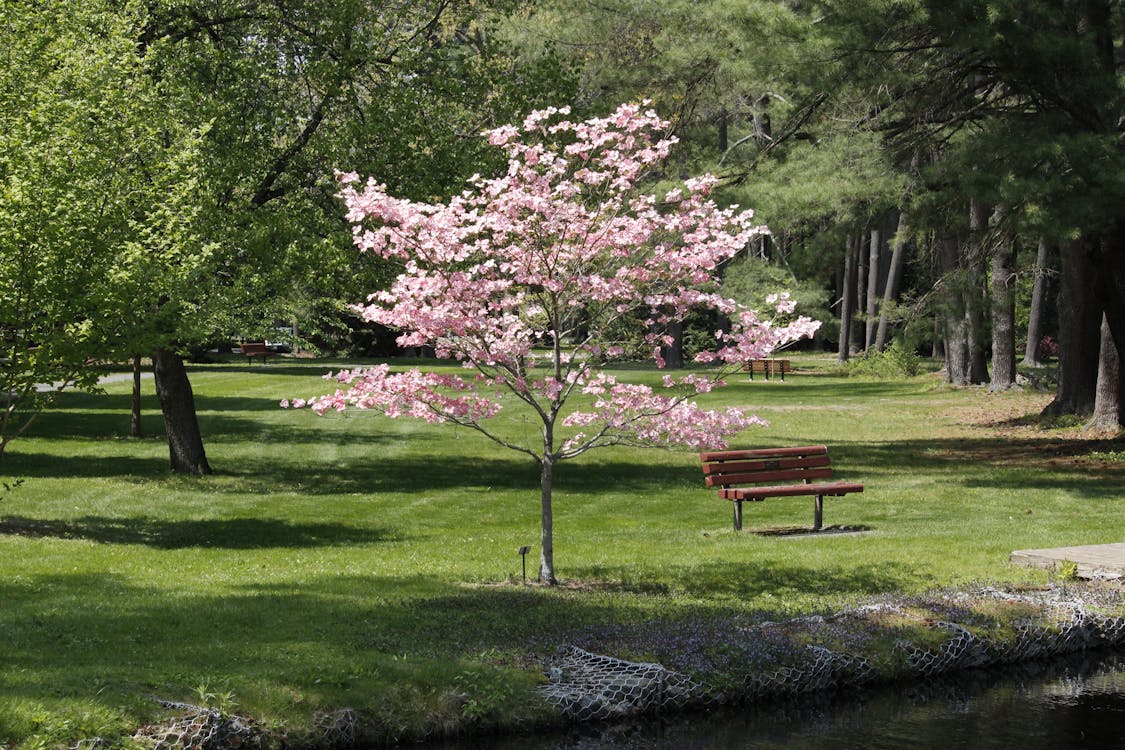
[0,356,1121,745]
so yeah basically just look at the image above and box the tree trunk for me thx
[854,231,867,355]
[864,226,881,351]
[938,227,971,385]
[966,200,989,384]
[660,318,684,370]
[932,314,945,360]
[988,208,1017,391]
[1022,238,1053,367]
[838,235,857,364]
[875,210,908,351]
[1084,315,1122,431]
[1091,219,1125,372]
[130,353,143,438]
[152,347,212,475]
[1043,237,1101,416]
[538,455,557,585]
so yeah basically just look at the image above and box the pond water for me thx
[427,652,1125,750]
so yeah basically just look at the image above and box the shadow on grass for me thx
[769,436,1124,499]
[565,559,928,601]
[0,561,923,705]
[17,405,407,446]
[0,516,398,548]
[6,432,1120,503]
[0,572,622,711]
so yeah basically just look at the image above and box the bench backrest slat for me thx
[700,445,834,488]
[700,445,827,462]
[701,455,829,476]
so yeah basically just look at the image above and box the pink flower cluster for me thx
[284,364,501,424]
[294,102,821,459]
[558,373,767,456]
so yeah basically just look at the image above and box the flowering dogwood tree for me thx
[289,102,819,584]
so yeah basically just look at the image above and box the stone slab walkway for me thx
[1011,542,1125,580]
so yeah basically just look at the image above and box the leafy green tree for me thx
[2,0,578,474]
[0,2,208,464]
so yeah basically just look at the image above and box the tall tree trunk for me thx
[875,210,908,351]
[1022,238,1053,367]
[130,354,143,438]
[864,226,881,351]
[854,231,867,355]
[1043,238,1101,416]
[838,235,857,364]
[938,227,972,384]
[1085,315,1122,431]
[152,348,212,475]
[988,208,1017,391]
[1092,219,1125,371]
[538,454,557,585]
[932,314,945,360]
[966,200,990,384]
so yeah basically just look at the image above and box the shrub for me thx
[842,340,922,379]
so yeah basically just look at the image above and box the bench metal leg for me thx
[733,500,743,531]
[813,494,824,531]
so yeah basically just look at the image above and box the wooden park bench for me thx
[745,358,791,380]
[700,445,863,531]
[239,342,270,364]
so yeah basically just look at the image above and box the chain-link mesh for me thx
[311,709,358,749]
[132,701,266,750]
[896,621,987,677]
[538,646,707,721]
[543,584,1123,721]
[745,645,874,697]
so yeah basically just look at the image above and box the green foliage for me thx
[451,668,518,723]
[840,340,924,379]
[193,681,239,715]
[721,255,833,340]
[0,0,208,458]
[1054,560,1080,583]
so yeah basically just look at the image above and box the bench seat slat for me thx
[719,482,864,501]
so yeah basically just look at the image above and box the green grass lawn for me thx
[1,355,1122,746]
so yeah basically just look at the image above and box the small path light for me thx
[517,545,531,584]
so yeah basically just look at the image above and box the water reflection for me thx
[427,652,1125,749]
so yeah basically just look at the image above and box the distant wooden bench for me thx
[700,445,863,531]
[239,342,270,364]
[745,359,790,380]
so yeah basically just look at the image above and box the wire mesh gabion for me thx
[744,645,874,698]
[541,584,1123,725]
[538,646,708,721]
[311,709,358,749]
[132,702,266,750]
[895,621,988,677]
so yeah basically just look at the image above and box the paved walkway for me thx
[1011,542,1125,580]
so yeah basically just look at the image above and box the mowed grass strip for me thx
[0,356,1121,744]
